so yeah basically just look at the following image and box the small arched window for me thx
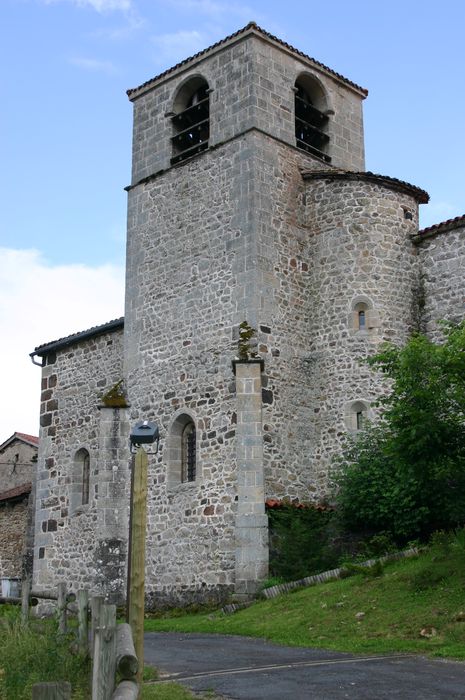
[71,448,91,513]
[171,77,210,165]
[349,297,380,335]
[81,451,90,505]
[181,421,196,483]
[166,412,199,488]
[344,400,370,433]
[294,75,330,162]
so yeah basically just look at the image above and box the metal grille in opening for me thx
[181,421,196,482]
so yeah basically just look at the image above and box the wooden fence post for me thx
[32,682,71,699]
[128,446,148,686]
[77,589,89,656]
[20,574,31,625]
[57,582,67,635]
[90,595,104,656]
[92,603,116,700]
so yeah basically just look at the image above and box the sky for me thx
[1,0,464,439]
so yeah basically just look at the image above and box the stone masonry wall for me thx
[299,177,421,497]
[0,441,36,492]
[33,328,128,601]
[125,136,251,608]
[416,223,465,339]
[0,499,29,579]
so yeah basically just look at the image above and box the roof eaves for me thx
[127,22,368,101]
[302,169,429,204]
[32,317,124,358]
[415,214,465,241]
[0,433,39,453]
[0,482,32,503]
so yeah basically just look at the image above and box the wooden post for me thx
[32,682,71,699]
[57,582,67,635]
[92,603,116,700]
[128,446,148,686]
[91,595,104,656]
[77,589,89,656]
[21,574,31,625]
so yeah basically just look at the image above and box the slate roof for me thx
[32,317,124,358]
[417,214,465,239]
[0,482,32,503]
[302,169,430,204]
[127,22,368,100]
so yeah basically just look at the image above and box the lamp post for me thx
[127,420,159,686]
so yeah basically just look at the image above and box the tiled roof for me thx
[127,22,368,100]
[302,169,429,204]
[32,317,124,358]
[15,433,38,446]
[265,498,334,511]
[0,432,39,452]
[0,482,32,503]
[417,214,465,239]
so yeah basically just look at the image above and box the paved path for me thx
[144,632,465,699]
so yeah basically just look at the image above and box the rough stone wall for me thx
[416,224,465,339]
[33,328,128,600]
[130,33,365,184]
[0,441,36,492]
[299,178,420,497]
[0,499,29,579]
[125,137,251,608]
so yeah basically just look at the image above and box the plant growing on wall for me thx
[237,321,258,360]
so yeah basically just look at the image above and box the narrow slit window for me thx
[82,452,90,505]
[358,310,366,330]
[181,421,196,482]
[356,411,364,431]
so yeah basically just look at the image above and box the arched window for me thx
[81,451,90,505]
[349,297,380,335]
[71,448,91,514]
[166,412,199,488]
[181,421,196,482]
[294,75,330,162]
[171,77,210,165]
[344,400,370,433]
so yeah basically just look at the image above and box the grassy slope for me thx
[145,546,465,660]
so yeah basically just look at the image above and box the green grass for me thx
[0,610,90,699]
[144,544,465,660]
[141,682,221,699]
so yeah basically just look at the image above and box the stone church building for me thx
[30,23,465,608]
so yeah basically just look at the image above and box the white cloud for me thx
[69,56,119,73]
[0,248,124,440]
[151,29,206,63]
[164,0,253,20]
[43,0,132,13]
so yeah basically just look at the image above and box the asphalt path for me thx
[144,632,465,699]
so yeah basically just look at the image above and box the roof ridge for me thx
[127,22,368,99]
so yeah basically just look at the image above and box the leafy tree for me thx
[335,321,465,542]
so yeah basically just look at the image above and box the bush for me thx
[334,321,465,544]
[268,503,340,581]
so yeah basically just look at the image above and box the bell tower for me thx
[123,22,368,606]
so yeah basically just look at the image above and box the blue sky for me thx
[1,0,464,436]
